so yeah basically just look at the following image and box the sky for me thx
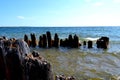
[0,0,120,26]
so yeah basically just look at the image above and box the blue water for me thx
[0,27,119,41]
[0,27,120,52]
[1,27,120,79]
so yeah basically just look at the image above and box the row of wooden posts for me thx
[24,31,80,48]
[24,31,109,49]
[0,36,109,80]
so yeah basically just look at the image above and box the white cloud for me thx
[17,16,38,20]
[93,2,104,6]
[17,16,25,19]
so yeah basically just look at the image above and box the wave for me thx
[84,37,99,41]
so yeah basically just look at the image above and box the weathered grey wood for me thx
[30,33,37,47]
[0,47,6,80]
[0,38,53,80]
[46,31,52,48]
[54,33,59,48]
[43,34,47,48]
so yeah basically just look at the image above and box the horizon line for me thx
[0,26,120,27]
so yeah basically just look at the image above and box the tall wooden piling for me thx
[0,47,6,80]
[60,39,63,47]
[24,34,30,46]
[65,38,68,47]
[38,36,43,48]
[24,34,28,43]
[43,34,47,48]
[73,34,79,48]
[30,33,37,47]
[68,34,73,48]
[54,33,59,48]
[5,48,24,80]
[46,31,52,48]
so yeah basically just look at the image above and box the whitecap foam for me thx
[85,37,99,41]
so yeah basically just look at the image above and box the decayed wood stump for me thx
[96,37,109,49]
[38,35,43,48]
[46,31,52,48]
[83,41,86,48]
[43,34,47,48]
[0,37,53,80]
[53,33,59,48]
[88,40,93,48]
[24,52,53,80]
[30,33,37,47]
[0,47,6,80]
[73,34,79,48]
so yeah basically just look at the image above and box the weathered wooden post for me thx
[46,31,52,48]
[0,47,6,80]
[54,33,59,48]
[60,39,63,47]
[88,40,93,48]
[43,34,47,48]
[68,34,73,48]
[5,48,24,80]
[38,35,43,48]
[30,33,37,47]
[96,40,101,48]
[24,34,28,44]
[96,37,109,49]
[83,41,86,48]
[24,34,31,47]
[64,38,68,47]
[3,36,7,40]
[73,34,79,48]
[25,51,53,80]
[0,37,54,80]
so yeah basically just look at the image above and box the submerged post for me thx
[83,41,86,48]
[88,40,93,48]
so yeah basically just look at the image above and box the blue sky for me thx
[0,0,120,26]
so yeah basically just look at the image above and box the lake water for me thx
[0,27,120,79]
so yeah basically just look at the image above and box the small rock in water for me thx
[55,75,76,80]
